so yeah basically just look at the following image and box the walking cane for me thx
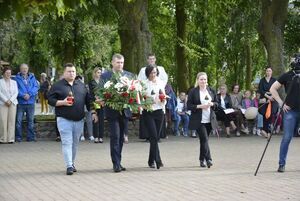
[254,106,282,176]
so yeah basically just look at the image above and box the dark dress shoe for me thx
[120,165,126,171]
[113,167,121,173]
[148,163,155,168]
[156,162,164,169]
[72,165,77,172]
[277,165,285,173]
[206,160,213,168]
[55,136,61,142]
[200,161,206,168]
[66,167,73,175]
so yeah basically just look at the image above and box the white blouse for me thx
[199,89,212,123]
[144,78,166,111]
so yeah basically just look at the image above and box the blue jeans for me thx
[15,104,35,141]
[174,114,190,135]
[279,110,300,166]
[256,114,263,128]
[57,117,84,168]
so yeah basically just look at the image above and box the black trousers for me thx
[196,123,212,162]
[143,109,164,165]
[93,108,104,138]
[216,110,234,127]
[108,115,126,168]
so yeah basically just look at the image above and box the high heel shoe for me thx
[206,160,213,168]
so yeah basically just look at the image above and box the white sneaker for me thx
[241,128,249,134]
[80,136,85,141]
[41,112,45,115]
[252,127,257,135]
[124,135,129,144]
[256,129,261,136]
[236,131,241,137]
[89,136,94,141]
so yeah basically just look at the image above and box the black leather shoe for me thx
[120,165,126,171]
[72,165,77,172]
[200,161,206,168]
[66,167,73,175]
[148,163,155,168]
[114,167,121,173]
[156,162,164,169]
[277,165,285,173]
[206,160,213,168]
[113,165,122,173]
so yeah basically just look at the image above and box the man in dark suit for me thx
[101,53,133,172]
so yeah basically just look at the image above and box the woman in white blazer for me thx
[0,67,18,143]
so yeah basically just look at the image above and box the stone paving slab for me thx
[0,135,300,201]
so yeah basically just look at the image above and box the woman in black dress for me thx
[258,67,277,138]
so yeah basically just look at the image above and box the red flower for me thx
[104,92,112,99]
[159,93,166,102]
[128,98,135,104]
[121,92,129,97]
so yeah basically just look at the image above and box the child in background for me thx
[241,90,254,134]
[174,92,190,136]
[253,91,264,136]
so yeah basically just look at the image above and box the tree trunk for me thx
[258,0,289,76]
[175,0,189,93]
[245,39,252,90]
[62,17,77,64]
[113,0,152,74]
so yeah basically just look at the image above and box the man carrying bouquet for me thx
[100,53,134,173]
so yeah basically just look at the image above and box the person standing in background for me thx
[39,72,50,114]
[0,67,18,143]
[89,67,105,143]
[14,64,39,142]
[258,67,278,138]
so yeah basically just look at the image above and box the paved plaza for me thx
[0,135,300,201]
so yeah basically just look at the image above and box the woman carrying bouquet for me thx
[142,65,166,169]
[187,72,218,168]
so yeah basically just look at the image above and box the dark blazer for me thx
[216,93,233,110]
[101,70,134,119]
[187,86,218,130]
[88,79,104,102]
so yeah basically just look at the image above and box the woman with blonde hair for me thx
[39,72,50,114]
[0,67,18,143]
[88,67,105,143]
[187,72,218,168]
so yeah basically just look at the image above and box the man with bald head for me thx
[14,64,39,142]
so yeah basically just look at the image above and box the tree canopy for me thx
[0,0,299,93]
